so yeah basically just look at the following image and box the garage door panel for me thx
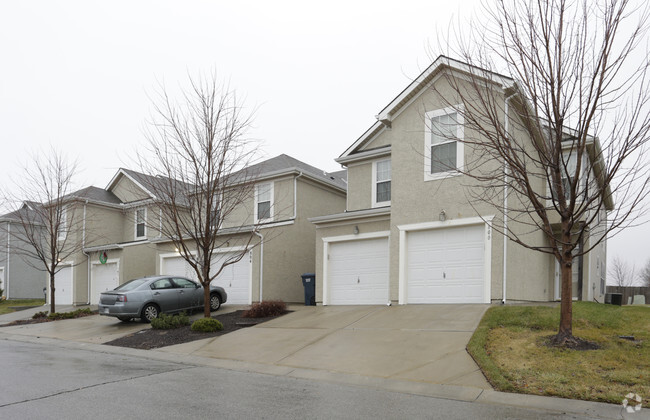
[162,252,251,305]
[53,266,73,305]
[329,237,389,305]
[91,262,119,304]
[407,224,486,304]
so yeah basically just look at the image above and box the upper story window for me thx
[57,205,67,241]
[135,208,146,239]
[550,151,586,203]
[424,105,464,180]
[372,159,391,207]
[255,182,273,222]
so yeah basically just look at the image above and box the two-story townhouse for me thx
[155,154,347,304]
[311,56,611,305]
[0,203,46,299]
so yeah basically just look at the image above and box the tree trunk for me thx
[50,272,56,314]
[554,232,574,345]
[203,283,211,318]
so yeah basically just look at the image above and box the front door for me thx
[150,278,180,312]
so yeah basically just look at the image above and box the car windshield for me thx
[113,278,149,292]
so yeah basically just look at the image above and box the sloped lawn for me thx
[0,299,45,315]
[468,302,650,406]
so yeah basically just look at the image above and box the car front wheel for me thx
[141,304,160,323]
[210,294,221,311]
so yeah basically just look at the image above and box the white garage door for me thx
[210,252,251,304]
[91,262,119,304]
[53,265,73,305]
[407,224,486,304]
[328,237,389,305]
[162,252,251,304]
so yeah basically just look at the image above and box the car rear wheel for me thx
[117,316,132,322]
[210,294,221,311]
[141,304,160,323]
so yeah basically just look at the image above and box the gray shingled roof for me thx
[68,186,123,205]
[236,154,347,190]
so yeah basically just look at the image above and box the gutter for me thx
[502,96,510,304]
[293,172,303,220]
[5,222,10,299]
[82,200,91,305]
[254,231,264,302]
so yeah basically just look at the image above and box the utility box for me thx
[610,293,623,306]
[301,273,316,306]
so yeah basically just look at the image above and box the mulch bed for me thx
[104,310,287,350]
[0,311,98,327]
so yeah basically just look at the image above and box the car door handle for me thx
[153,292,161,295]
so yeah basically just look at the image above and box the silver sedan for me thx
[98,276,228,322]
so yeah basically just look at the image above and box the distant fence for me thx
[606,286,650,305]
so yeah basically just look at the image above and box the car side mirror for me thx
[195,283,201,289]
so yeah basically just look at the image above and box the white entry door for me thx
[327,237,389,305]
[53,265,73,305]
[91,262,119,304]
[406,224,487,304]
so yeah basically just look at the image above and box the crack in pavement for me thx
[0,366,194,408]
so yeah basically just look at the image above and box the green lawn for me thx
[0,299,46,315]
[468,302,650,406]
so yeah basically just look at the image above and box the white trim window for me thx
[424,105,464,180]
[255,182,274,222]
[135,208,146,239]
[372,159,391,207]
[57,205,67,241]
[550,150,587,204]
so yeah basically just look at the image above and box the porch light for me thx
[353,225,359,235]
[439,210,446,222]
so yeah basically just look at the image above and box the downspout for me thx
[502,95,511,304]
[6,222,10,299]
[293,171,303,220]
[254,231,264,302]
[82,200,91,305]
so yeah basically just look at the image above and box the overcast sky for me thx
[1,1,648,283]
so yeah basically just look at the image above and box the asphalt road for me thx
[0,339,600,420]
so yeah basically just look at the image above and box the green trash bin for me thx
[301,273,316,306]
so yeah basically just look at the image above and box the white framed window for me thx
[135,208,146,239]
[255,182,273,222]
[424,105,464,181]
[57,206,67,241]
[549,150,587,204]
[372,159,391,207]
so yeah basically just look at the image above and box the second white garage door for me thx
[91,262,119,304]
[161,252,251,304]
[406,224,487,304]
[328,237,389,305]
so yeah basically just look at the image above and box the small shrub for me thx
[242,300,287,318]
[151,312,190,330]
[32,311,49,319]
[191,317,223,333]
[47,308,93,320]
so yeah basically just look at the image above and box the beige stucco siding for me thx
[346,163,372,211]
[111,175,151,203]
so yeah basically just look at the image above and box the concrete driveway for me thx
[162,304,491,389]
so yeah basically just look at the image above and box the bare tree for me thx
[609,256,637,287]
[138,74,260,318]
[640,259,650,287]
[433,0,650,345]
[0,148,82,313]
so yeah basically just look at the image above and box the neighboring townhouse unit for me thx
[0,203,46,299]
[311,57,610,306]
[14,155,345,306]
[155,154,347,304]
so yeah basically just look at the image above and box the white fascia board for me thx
[377,56,513,122]
[230,169,346,193]
[83,243,124,253]
[310,207,391,224]
[336,146,391,166]
[338,121,385,160]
